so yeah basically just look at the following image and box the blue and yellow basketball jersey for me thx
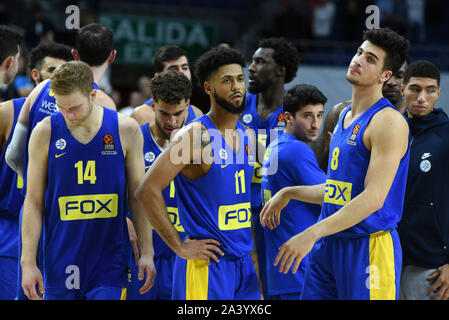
[174,115,255,259]
[0,98,25,258]
[43,107,130,293]
[141,124,185,257]
[23,81,101,198]
[240,93,285,211]
[321,97,410,235]
[261,132,325,296]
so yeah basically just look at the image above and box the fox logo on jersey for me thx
[59,194,118,221]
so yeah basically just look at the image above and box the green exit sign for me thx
[99,13,219,65]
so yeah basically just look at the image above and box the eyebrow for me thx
[219,73,244,80]
[358,47,380,61]
[409,83,438,89]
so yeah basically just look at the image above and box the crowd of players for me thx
[0,21,448,301]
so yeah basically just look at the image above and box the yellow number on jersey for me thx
[74,160,97,184]
[330,147,340,171]
[235,169,246,194]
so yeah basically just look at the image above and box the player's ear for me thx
[30,68,41,84]
[380,70,393,84]
[203,81,212,96]
[71,49,80,61]
[276,65,286,80]
[107,49,117,64]
[283,111,293,125]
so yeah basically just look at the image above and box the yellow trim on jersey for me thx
[369,230,396,300]
[120,287,127,300]
[58,194,118,221]
[186,259,209,300]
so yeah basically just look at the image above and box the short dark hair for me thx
[194,46,245,85]
[259,37,300,83]
[150,70,192,105]
[362,28,409,75]
[0,25,23,64]
[153,45,188,73]
[27,42,73,73]
[75,23,113,67]
[283,84,327,115]
[403,60,440,87]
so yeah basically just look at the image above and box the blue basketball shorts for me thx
[44,286,127,300]
[172,253,261,300]
[301,229,402,300]
[127,253,175,300]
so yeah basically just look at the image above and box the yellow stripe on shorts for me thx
[186,259,209,300]
[369,230,396,300]
[120,287,127,300]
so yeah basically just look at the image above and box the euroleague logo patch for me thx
[102,134,117,155]
[348,124,360,146]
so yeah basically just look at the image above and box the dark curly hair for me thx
[27,42,73,73]
[283,84,327,115]
[150,70,192,105]
[259,37,300,83]
[194,46,245,86]
[75,23,113,67]
[0,25,23,64]
[363,28,409,75]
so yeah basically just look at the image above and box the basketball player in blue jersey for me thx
[20,61,156,300]
[0,24,23,300]
[0,41,71,300]
[131,45,202,126]
[6,23,117,178]
[127,70,191,300]
[310,101,350,173]
[136,46,260,300]
[261,84,327,300]
[241,37,300,299]
[260,28,410,300]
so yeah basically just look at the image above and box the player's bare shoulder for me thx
[365,106,409,153]
[117,111,143,154]
[130,103,154,126]
[29,116,51,150]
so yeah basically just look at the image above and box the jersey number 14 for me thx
[74,160,97,184]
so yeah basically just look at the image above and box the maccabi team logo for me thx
[55,139,66,150]
[242,113,252,124]
[348,124,360,146]
[145,151,156,163]
[219,148,228,160]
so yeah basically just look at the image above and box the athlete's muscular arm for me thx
[274,108,409,275]
[136,122,224,264]
[20,117,51,300]
[5,80,47,176]
[260,184,326,230]
[118,114,156,294]
[130,104,154,126]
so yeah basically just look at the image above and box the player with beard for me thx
[240,37,300,299]
[136,46,260,300]
[260,28,410,300]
